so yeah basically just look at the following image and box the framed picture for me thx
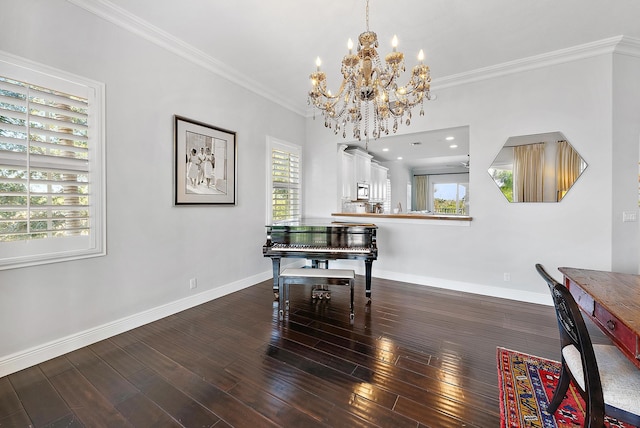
[174,115,237,205]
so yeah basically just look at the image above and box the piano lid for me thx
[266,218,377,230]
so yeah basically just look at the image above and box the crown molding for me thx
[66,0,640,118]
[432,35,640,91]
[306,36,640,118]
[612,35,640,58]
[67,0,305,116]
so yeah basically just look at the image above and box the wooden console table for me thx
[559,267,640,369]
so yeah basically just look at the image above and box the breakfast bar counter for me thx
[332,212,472,221]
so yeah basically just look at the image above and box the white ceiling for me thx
[85,0,640,168]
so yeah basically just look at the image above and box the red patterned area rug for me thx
[497,347,637,428]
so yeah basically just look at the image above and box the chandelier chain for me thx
[365,0,369,32]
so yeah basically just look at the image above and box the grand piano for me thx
[263,219,378,300]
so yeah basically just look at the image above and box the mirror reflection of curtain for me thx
[556,140,581,201]
[513,143,545,202]
[415,175,427,210]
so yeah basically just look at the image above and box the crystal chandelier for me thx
[308,0,432,146]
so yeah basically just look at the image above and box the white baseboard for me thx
[372,269,552,306]
[0,270,271,378]
[0,264,549,378]
[324,260,552,306]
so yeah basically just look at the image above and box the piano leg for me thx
[271,257,281,300]
[365,259,373,301]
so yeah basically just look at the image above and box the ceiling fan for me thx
[446,155,470,169]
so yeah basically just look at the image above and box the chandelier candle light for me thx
[308,0,432,146]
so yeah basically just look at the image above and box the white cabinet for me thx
[348,148,372,185]
[338,146,388,208]
[340,147,373,202]
[339,149,354,200]
[370,162,388,202]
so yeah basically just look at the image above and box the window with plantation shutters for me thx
[267,138,301,223]
[0,53,105,269]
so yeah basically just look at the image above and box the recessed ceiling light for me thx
[382,148,389,152]
[446,136,455,141]
[449,144,458,148]
[397,156,403,160]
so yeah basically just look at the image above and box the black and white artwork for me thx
[174,116,236,205]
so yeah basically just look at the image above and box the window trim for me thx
[0,50,106,270]
[265,136,302,225]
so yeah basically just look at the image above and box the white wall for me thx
[0,0,304,375]
[2,1,639,377]
[611,49,640,272]
[305,42,640,303]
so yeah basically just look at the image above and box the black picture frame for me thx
[174,115,237,205]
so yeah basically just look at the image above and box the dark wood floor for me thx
[0,275,611,427]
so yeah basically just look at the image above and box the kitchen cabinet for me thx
[338,146,388,206]
[348,148,372,185]
[339,147,372,201]
[339,148,354,200]
[370,162,388,202]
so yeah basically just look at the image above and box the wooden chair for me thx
[535,264,640,427]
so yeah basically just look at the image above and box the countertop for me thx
[331,212,472,221]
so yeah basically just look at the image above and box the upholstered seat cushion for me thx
[280,268,355,279]
[563,343,640,416]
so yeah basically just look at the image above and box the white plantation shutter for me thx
[269,139,301,223]
[0,53,105,269]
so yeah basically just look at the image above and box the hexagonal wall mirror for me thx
[488,131,587,202]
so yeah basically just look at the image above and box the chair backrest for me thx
[535,264,604,402]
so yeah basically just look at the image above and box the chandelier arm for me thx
[397,87,430,104]
[329,98,352,120]
[310,99,352,121]
[310,80,352,114]
[310,80,348,103]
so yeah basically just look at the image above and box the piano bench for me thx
[278,268,355,322]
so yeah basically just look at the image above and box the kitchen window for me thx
[415,173,469,215]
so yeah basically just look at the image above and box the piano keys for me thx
[263,219,378,300]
